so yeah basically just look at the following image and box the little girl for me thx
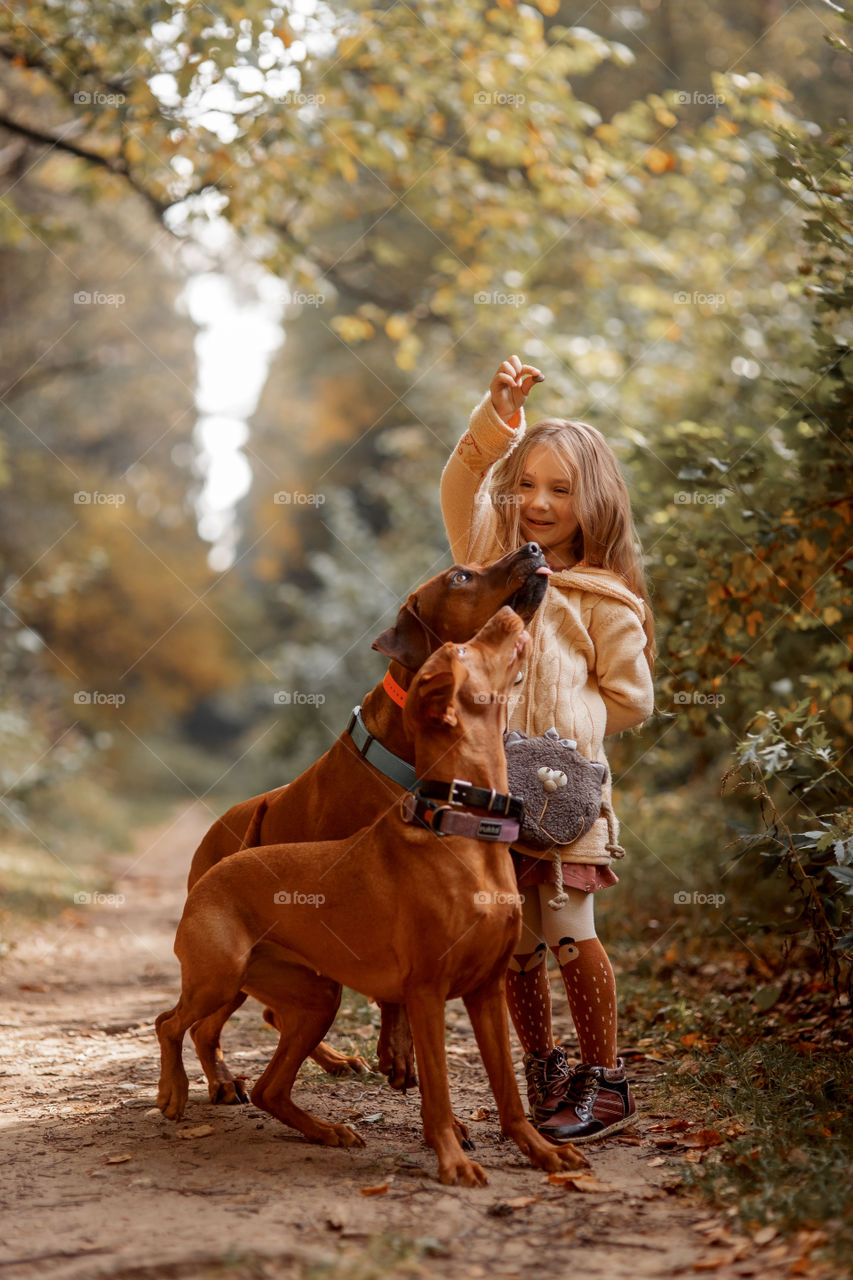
[440,355,654,1143]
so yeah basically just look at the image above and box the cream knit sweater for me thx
[440,392,654,865]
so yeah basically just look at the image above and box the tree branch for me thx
[0,109,174,217]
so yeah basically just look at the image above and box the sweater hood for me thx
[547,565,647,625]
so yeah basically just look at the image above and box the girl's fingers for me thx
[498,357,542,386]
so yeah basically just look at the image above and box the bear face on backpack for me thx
[504,727,606,852]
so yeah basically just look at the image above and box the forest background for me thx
[1,0,852,1255]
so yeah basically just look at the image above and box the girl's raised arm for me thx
[440,357,543,561]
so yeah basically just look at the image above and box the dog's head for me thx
[373,546,548,672]
[403,607,529,738]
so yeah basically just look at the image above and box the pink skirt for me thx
[511,848,618,894]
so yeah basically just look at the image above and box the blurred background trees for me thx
[0,0,850,976]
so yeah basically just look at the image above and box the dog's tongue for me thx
[535,565,552,576]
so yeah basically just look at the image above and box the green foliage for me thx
[705,13,853,984]
[724,702,853,988]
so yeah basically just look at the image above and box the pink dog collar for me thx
[400,793,520,843]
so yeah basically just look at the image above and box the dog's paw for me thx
[523,1132,590,1172]
[314,1122,366,1148]
[544,1139,589,1171]
[438,1156,489,1188]
[312,1044,370,1077]
[156,1080,188,1122]
[209,1074,249,1105]
[503,1120,591,1172]
[378,1047,418,1092]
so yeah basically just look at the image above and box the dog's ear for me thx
[404,650,466,730]
[372,596,434,671]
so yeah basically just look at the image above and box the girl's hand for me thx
[489,355,544,422]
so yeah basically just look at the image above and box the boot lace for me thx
[567,1065,599,1115]
[525,1046,571,1105]
[543,1045,570,1088]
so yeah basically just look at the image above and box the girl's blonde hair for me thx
[490,418,655,671]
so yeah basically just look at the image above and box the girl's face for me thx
[517,444,579,569]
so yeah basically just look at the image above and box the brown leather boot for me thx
[537,1059,637,1144]
[522,1045,572,1124]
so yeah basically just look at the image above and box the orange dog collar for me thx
[382,669,409,708]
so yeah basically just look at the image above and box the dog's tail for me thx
[238,796,268,851]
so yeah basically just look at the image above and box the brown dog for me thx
[156,607,587,1187]
[184,544,550,1101]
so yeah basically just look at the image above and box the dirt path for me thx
[0,803,783,1280]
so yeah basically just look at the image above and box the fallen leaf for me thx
[104,1154,132,1164]
[177,1124,215,1140]
[18,984,50,992]
[547,1172,617,1192]
[753,1225,778,1246]
[648,1119,690,1133]
[647,1156,667,1167]
[360,1181,391,1196]
[567,1176,619,1193]
[470,1106,492,1121]
[683,1129,724,1150]
[361,1112,383,1123]
[506,1194,541,1208]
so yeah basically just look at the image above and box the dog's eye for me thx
[456,646,467,657]
[451,570,472,585]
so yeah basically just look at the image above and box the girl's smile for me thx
[517,444,579,568]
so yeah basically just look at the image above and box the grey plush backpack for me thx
[503,728,626,910]
[504,727,607,850]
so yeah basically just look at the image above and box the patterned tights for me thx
[505,884,618,1068]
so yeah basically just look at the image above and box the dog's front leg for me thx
[406,988,487,1187]
[463,979,589,1173]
